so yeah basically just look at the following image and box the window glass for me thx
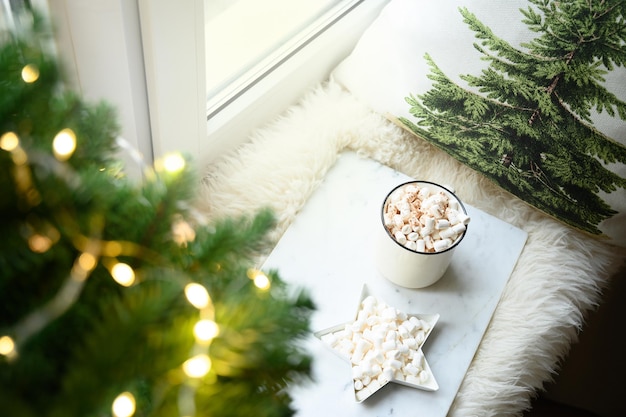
[205,0,345,114]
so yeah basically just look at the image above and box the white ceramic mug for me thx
[375,181,468,288]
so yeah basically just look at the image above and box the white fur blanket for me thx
[198,80,624,417]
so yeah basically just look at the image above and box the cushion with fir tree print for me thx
[333,0,626,246]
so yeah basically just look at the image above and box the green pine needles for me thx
[0,15,313,417]
[400,0,626,235]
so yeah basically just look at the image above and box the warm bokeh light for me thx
[182,354,212,378]
[248,269,271,290]
[111,262,135,287]
[52,128,77,161]
[21,64,40,83]
[28,234,53,253]
[0,131,19,151]
[184,283,210,309]
[194,319,219,343]
[0,336,15,356]
[163,153,186,173]
[103,241,123,257]
[77,253,98,273]
[253,272,271,290]
[112,391,136,417]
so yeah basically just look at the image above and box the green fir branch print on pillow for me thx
[398,0,626,236]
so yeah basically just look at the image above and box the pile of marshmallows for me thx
[383,182,470,253]
[320,295,434,401]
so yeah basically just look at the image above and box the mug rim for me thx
[380,180,468,255]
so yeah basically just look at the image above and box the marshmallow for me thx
[398,324,410,339]
[365,316,379,327]
[433,238,452,252]
[452,223,466,234]
[368,378,382,392]
[351,319,366,332]
[403,337,418,349]
[351,339,373,364]
[418,370,429,383]
[435,219,450,229]
[385,349,400,360]
[393,215,404,228]
[402,319,417,334]
[457,212,471,225]
[404,240,417,251]
[404,363,420,376]
[394,230,407,245]
[382,339,396,351]
[385,358,403,370]
[405,375,422,385]
[321,295,434,398]
[383,182,470,254]
[381,367,395,382]
[378,373,391,385]
[397,343,409,355]
[355,387,371,401]
[439,227,457,239]
[409,316,422,329]
[428,205,443,218]
[381,307,398,321]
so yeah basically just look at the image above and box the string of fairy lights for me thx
[0,62,272,417]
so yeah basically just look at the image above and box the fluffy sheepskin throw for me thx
[198,79,624,417]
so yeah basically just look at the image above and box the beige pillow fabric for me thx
[333,0,626,246]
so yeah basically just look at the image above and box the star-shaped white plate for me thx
[314,285,439,402]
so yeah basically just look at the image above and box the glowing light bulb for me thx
[28,234,52,253]
[52,128,77,161]
[163,153,185,173]
[254,274,270,290]
[0,132,19,151]
[0,336,15,356]
[112,392,136,417]
[247,269,271,290]
[21,64,39,83]
[194,319,219,343]
[184,283,210,309]
[111,262,135,287]
[77,253,97,273]
[182,354,212,378]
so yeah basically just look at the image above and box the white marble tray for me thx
[262,152,527,417]
[315,285,441,402]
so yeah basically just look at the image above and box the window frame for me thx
[204,0,390,162]
[138,0,389,166]
[44,0,390,169]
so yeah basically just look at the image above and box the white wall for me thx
[46,0,153,178]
